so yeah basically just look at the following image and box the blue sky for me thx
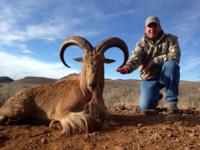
[0,0,200,81]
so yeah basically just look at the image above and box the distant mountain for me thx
[0,76,14,83]
[14,76,57,84]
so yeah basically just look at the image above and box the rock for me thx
[150,133,162,140]
[178,126,185,134]
[114,146,124,150]
[167,132,173,137]
[118,105,126,110]
[102,145,109,149]
[41,137,47,144]
[137,123,143,127]
[189,133,195,138]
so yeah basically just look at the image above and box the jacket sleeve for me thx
[124,40,146,73]
[153,35,181,65]
[167,35,181,63]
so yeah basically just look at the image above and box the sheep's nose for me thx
[89,82,97,89]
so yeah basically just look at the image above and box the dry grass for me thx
[0,83,35,105]
[0,78,200,110]
[104,80,200,109]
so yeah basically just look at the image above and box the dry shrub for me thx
[0,83,36,105]
[1,79,200,109]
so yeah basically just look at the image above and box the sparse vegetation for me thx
[0,83,37,105]
[1,78,200,110]
[104,80,200,110]
[104,83,140,106]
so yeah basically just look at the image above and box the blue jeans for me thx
[139,60,180,111]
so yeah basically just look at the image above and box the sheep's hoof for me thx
[87,117,103,133]
[107,119,119,126]
[49,120,62,130]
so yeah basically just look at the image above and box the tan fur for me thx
[0,75,94,130]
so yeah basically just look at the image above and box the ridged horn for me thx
[96,37,129,67]
[60,36,93,68]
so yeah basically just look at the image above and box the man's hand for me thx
[116,67,129,74]
[143,61,154,74]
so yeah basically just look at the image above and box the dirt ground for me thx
[1,105,200,150]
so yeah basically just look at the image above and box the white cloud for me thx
[26,23,65,41]
[0,51,78,80]
[94,9,136,20]
[181,55,200,73]
[0,1,103,45]
[19,44,33,54]
[0,0,137,46]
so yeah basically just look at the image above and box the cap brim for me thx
[146,21,159,27]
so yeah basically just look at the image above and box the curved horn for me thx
[60,36,93,68]
[96,37,129,67]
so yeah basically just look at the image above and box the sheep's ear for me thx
[73,57,83,62]
[104,58,116,64]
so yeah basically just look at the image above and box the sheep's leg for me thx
[83,91,119,126]
[84,91,108,122]
[0,96,32,123]
[85,100,119,126]
[89,100,107,119]
[0,105,10,124]
[0,115,6,124]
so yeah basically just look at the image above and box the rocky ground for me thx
[1,105,200,150]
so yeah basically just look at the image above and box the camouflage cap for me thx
[145,16,160,27]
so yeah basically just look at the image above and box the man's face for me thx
[145,23,161,40]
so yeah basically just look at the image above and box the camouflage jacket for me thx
[125,31,181,80]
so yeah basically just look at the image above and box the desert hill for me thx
[14,76,57,84]
[0,76,14,83]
